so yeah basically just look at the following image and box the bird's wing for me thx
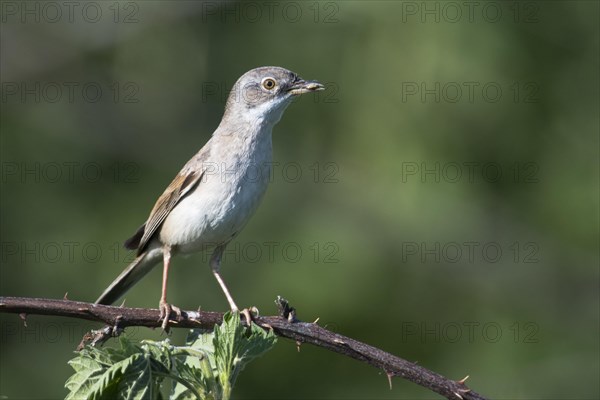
[126,169,204,254]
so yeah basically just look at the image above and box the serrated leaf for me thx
[65,352,106,399]
[213,312,278,396]
[171,332,216,399]
[66,316,276,400]
[170,361,209,400]
[65,338,158,400]
[87,353,145,400]
[122,354,155,400]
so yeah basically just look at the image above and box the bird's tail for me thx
[95,251,161,305]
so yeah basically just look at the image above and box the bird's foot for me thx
[238,306,259,326]
[158,300,182,332]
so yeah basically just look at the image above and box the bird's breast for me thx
[159,132,273,253]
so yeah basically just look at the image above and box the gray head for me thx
[223,66,324,125]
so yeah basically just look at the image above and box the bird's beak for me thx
[288,79,325,95]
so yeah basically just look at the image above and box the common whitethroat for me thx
[95,66,324,328]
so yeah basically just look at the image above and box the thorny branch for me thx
[0,296,487,400]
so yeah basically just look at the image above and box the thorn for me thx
[77,331,94,351]
[296,340,302,352]
[262,323,273,330]
[457,375,470,385]
[313,317,320,324]
[77,307,89,312]
[459,388,472,394]
[63,292,69,300]
[385,371,393,390]
[119,299,126,308]
[287,308,297,323]
[453,392,463,400]
[275,296,297,322]
[333,338,346,345]
[19,313,27,327]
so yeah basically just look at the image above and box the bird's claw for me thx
[159,301,182,332]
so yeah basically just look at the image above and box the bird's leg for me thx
[210,245,239,311]
[210,245,257,325]
[158,245,181,331]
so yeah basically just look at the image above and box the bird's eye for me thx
[262,78,277,90]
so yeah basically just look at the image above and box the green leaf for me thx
[65,337,164,400]
[66,315,276,400]
[171,331,218,399]
[65,349,106,399]
[213,312,278,397]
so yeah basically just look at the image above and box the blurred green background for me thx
[1,1,598,398]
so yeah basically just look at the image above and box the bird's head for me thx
[223,66,324,125]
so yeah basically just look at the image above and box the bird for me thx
[95,66,324,329]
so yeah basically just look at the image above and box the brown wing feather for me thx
[133,170,204,254]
